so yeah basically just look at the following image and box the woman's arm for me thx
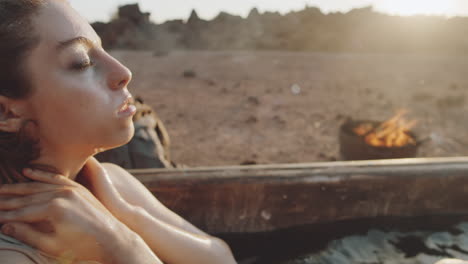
[89,161,236,264]
[120,205,235,264]
[102,163,207,235]
[0,169,164,264]
[93,219,164,264]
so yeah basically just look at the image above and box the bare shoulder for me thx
[101,162,128,177]
[0,250,37,264]
[100,162,157,203]
[101,163,142,188]
[100,163,208,236]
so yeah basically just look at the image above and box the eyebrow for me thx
[56,36,102,51]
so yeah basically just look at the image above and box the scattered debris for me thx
[247,96,260,106]
[183,70,197,78]
[291,84,301,95]
[272,115,286,125]
[261,210,272,221]
[449,83,458,90]
[245,116,258,124]
[205,79,216,86]
[240,160,257,165]
[436,95,466,109]
[153,50,169,57]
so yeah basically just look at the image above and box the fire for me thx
[353,110,417,147]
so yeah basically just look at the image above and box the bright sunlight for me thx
[375,0,453,16]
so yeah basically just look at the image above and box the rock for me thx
[118,4,150,25]
[291,84,301,95]
[183,70,197,78]
[213,11,243,24]
[240,160,257,165]
[285,222,468,264]
[187,9,201,26]
[92,4,155,50]
[163,19,185,33]
[205,79,216,86]
[247,96,260,106]
[245,116,258,124]
[248,8,261,20]
[93,4,468,54]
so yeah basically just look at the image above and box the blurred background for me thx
[72,0,468,167]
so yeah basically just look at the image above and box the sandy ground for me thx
[110,50,468,167]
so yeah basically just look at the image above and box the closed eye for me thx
[70,60,95,71]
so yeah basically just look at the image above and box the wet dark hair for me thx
[0,0,45,183]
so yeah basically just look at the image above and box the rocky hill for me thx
[92,4,468,54]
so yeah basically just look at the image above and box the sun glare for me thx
[375,0,453,16]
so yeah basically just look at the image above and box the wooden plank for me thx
[130,157,468,233]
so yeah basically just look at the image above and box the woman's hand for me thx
[80,158,237,264]
[77,157,134,224]
[0,168,162,264]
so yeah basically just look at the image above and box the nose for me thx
[107,56,132,90]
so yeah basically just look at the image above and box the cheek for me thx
[41,89,105,119]
[31,82,111,137]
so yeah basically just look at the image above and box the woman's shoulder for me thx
[101,162,130,183]
[100,162,144,193]
[101,162,139,186]
[101,162,125,172]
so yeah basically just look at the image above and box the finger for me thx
[83,159,126,207]
[1,222,57,253]
[23,169,76,187]
[84,158,121,199]
[0,191,59,210]
[0,182,59,195]
[0,203,50,223]
[83,157,105,181]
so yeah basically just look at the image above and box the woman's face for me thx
[22,0,135,156]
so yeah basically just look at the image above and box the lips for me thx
[117,95,137,117]
[117,96,132,113]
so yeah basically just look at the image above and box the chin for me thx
[101,121,135,150]
[117,121,135,145]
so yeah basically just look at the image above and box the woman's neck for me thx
[32,148,92,181]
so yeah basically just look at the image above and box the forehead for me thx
[33,0,99,48]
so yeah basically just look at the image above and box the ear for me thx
[0,96,26,133]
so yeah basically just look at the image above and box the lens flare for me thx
[375,0,453,16]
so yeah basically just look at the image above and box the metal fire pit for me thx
[340,119,419,160]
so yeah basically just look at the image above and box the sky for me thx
[69,0,468,24]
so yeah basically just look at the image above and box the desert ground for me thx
[110,50,468,167]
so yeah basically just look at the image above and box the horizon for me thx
[69,0,468,24]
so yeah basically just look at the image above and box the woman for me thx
[0,0,236,263]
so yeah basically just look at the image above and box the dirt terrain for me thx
[110,50,468,167]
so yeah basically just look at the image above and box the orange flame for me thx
[353,110,417,147]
